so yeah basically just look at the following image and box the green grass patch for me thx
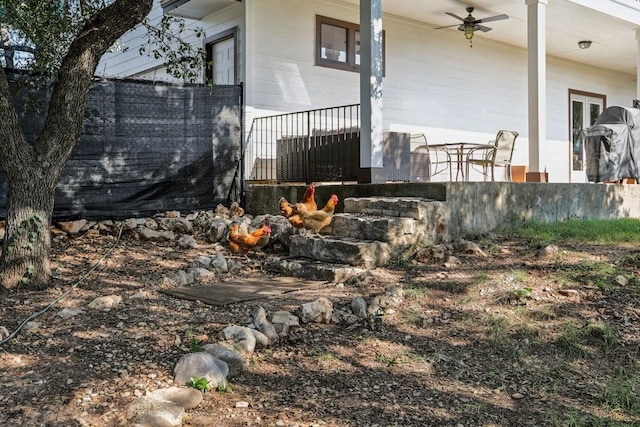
[528,305,557,321]
[545,407,638,427]
[496,286,533,305]
[556,321,589,359]
[604,368,640,415]
[499,218,640,245]
[482,313,510,338]
[556,321,619,359]
[375,352,399,367]
[559,259,617,292]
[404,282,429,301]
[474,271,490,283]
[506,269,531,284]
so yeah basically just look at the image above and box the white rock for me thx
[188,268,215,282]
[615,275,629,286]
[251,306,279,344]
[300,297,333,324]
[203,343,246,377]
[127,395,185,427]
[88,295,123,310]
[57,308,85,319]
[173,352,228,389]
[351,296,367,318]
[210,254,228,273]
[139,227,175,241]
[538,245,559,259]
[57,219,87,235]
[207,221,228,243]
[146,386,203,410]
[192,256,212,268]
[220,325,269,354]
[444,256,461,268]
[178,235,197,249]
[270,311,299,327]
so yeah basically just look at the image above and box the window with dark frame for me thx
[316,15,384,74]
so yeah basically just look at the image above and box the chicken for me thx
[279,183,317,228]
[227,219,272,255]
[229,201,245,217]
[295,193,339,237]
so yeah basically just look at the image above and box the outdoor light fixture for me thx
[578,40,592,49]
[464,24,474,40]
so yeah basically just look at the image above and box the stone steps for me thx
[266,196,449,281]
[289,235,394,269]
[263,257,367,283]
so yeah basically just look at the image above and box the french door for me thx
[205,27,237,85]
[569,90,605,182]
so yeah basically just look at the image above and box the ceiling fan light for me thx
[464,24,474,40]
[578,40,592,49]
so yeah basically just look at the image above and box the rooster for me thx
[295,193,339,237]
[278,183,317,228]
[227,219,271,256]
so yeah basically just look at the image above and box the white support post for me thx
[526,0,547,179]
[635,28,640,105]
[359,0,384,183]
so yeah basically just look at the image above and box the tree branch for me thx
[36,0,153,170]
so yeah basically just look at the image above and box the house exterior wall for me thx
[97,1,244,83]
[98,0,637,183]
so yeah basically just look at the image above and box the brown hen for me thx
[295,193,339,237]
[227,220,271,255]
[278,183,316,228]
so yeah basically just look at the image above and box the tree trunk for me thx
[0,171,56,290]
[0,0,153,292]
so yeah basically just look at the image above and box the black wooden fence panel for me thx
[1,75,242,220]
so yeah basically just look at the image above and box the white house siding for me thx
[246,0,636,182]
[96,0,636,183]
[97,0,244,83]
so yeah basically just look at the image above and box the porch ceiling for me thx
[162,0,240,20]
[167,0,639,76]
[354,0,640,76]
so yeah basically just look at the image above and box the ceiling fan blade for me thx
[434,23,462,30]
[476,25,493,33]
[445,12,466,22]
[476,14,509,24]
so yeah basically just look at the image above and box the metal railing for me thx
[244,104,361,183]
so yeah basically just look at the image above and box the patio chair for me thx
[410,133,453,181]
[465,130,519,181]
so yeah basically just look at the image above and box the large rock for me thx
[219,325,269,354]
[139,227,175,241]
[300,297,333,324]
[57,219,87,235]
[251,306,279,344]
[203,343,246,377]
[146,387,203,410]
[173,352,228,389]
[127,396,185,427]
[88,295,122,310]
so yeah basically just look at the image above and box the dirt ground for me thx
[1,228,640,427]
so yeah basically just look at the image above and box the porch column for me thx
[636,28,640,104]
[525,0,547,181]
[358,0,385,183]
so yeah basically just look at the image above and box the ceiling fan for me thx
[434,6,509,47]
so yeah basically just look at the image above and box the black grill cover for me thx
[582,106,640,182]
